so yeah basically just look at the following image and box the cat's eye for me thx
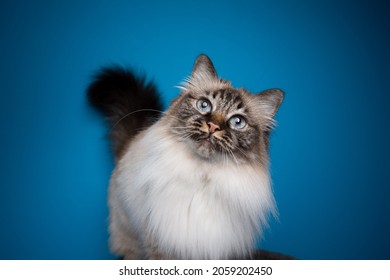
[229,115,247,129]
[196,99,212,114]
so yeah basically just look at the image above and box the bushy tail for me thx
[87,66,163,160]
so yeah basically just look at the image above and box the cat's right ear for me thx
[253,88,284,130]
[191,54,218,80]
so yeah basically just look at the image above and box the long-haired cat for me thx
[87,55,284,259]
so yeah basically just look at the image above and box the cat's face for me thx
[170,88,263,162]
[167,55,284,164]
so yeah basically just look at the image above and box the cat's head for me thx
[166,55,284,164]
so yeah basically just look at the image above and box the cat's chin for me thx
[189,137,221,161]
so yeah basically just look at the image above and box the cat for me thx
[87,54,284,260]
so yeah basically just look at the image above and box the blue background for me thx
[1,0,389,260]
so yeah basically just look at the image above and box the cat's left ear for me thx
[254,88,284,128]
[179,55,221,93]
[191,54,218,80]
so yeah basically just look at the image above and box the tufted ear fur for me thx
[180,54,230,93]
[191,54,217,79]
[253,88,284,130]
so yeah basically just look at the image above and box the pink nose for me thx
[208,122,220,133]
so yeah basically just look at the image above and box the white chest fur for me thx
[112,123,275,259]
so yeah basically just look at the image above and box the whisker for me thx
[230,149,240,166]
[112,108,188,129]
[170,126,191,129]
[112,109,165,130]
[235,146,264,167]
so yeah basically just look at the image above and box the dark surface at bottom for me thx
[118,249,295,260]
[250,249,295,260]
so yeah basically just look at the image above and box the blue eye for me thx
[196,99,212,113]
[229,115,247,129]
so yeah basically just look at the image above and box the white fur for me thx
[109,120,276,259]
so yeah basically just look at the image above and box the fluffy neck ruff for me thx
[116,121,276,259]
